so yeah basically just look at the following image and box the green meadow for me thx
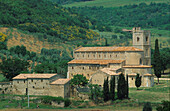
[0,80,169,110]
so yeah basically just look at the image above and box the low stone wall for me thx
[0,82,13,94]
[70,87,89,100]
[51,101,64,107]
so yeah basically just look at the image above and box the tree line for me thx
[49,0,93,5]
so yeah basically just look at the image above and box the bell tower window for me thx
[137,37,140,42]
[146,36,148,42]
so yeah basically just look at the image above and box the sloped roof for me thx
[13,74,57,80]
[75,47,143,52]
[68,59,125,65]
[128,73,153,76]
[50,79,70,85]
[100,68,122,75]
[144,74,154,76]
[128,74,137,76]
[123,65,152,68]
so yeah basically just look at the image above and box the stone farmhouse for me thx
[67,27,154,87]
[11,74,70,98]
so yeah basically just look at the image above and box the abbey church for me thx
[67,27,154,87]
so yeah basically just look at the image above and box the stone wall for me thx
[50,82,70,98]
[124,67,152,76]
[90,71,119,87]
[125,51,144,65]
[68,64,107,79]
[128,75,154,87]
[13,78,51,96]
[0,82,13,94]
[74,52,125,60]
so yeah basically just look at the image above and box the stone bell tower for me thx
[132,27,151,65]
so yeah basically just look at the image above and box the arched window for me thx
[137,37,140,42]
[140,58,142,65]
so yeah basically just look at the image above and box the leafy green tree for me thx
[117,73,126,99]
[70,74,88,87]
[143,102,152,111]
[135,74,142,90]
[34,63,57,73]
[103,77,109,101]
[89,84,102,104]
[153,39,162,84]
[110,76,115,100]
[160,48,170,74]
[0,58,29,80]
[156,101,170,111]
[0,42,7,50]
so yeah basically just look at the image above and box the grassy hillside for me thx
[64,0,169,7]
[0,0,99,41]
[0,27,73,54]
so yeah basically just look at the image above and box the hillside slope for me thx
[0,27,74,55]
[0,0,99,41]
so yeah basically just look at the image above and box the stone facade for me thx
[12,74,70,98]
[0,82,13,94]
[68,27,154,87]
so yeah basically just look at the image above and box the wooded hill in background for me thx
[71,3,170,31]
[49,0,93,5]
[0,0,99,41]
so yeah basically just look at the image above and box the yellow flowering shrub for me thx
[0,32,7,42]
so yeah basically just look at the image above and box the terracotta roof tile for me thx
[128,73,153,76]
[13,74,57,79]
[128,74,137,76]
[123,65,152,68]
[75,47,143,52]
[50,79,70,85]
[68,59,125,65]
[144,74,154,76]
[100,68,122,75]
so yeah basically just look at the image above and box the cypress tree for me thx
[143,102,152,111]
[105,38,109,46]
[110,76,115,100]
[117,73,126,99]
[103,77,109,101]
[153,39,162,84]
[135,74,142,90]
[125,75,129,98]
